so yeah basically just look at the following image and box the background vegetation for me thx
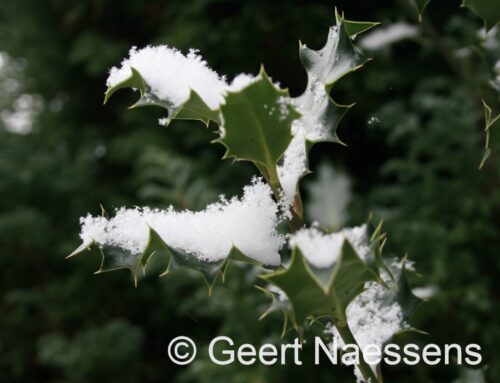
[0,0,498,382]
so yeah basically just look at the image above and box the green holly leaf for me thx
[344,20,380,37]
[299,16,368,93]
[335,9,380,37]
[261,248,333,333]
[479,100,500,169]
[261,240,381,333]
[255,286,293,337]
[68,225,267,293]
[409,0,432,21]
[294,14,369,145]
[67,240,144,286]
[276,15,370,201]
[462,0,500,31]
[103,66,219,126]
[388,260,424,333]
[103,67,145,104]
[217,67,299,182]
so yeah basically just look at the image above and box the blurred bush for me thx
[0,0,498,382]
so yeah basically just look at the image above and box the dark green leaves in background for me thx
[0,1,498,383]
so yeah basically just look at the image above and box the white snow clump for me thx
[289,224,371,268]
[79,179,284,266]
[107,46,262,111]
[107,45,228,110]
[328,261,410,382]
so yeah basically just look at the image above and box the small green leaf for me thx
[104,67,219,126]
[261,240,380,332]
[335,8,380,37]
[261,248,334,331]
[344,20,381,37]
[152,89,220,126]
[479,100,500,169]
[462,0,500,31]
[103,67,145,104]
[295,16,369,145]
[68,226,267,293]
[392,260,423,326]
[299,22,367,90]
[278,15,371,200]
[255,286,292,337]
[67,240,144,287]
[323,240,382,324]
[217,68,299,178]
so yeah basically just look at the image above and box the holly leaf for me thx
[255,286,293,337]
[462,0,500,31]
[293,13,369,147]
[103,66,219,126]
[217,67,299,180]
[68,226,267,293]
[261,248,333,332]
[261,240,381,333]
[335,9,380,37]
[388,260,424,333]
[344,20,380,37]
[280,14,371,199]
[67,240,144,286]
[300,14,368,95]
[479,100,500,169]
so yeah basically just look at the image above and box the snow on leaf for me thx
[104,46,225,125]
[329,259,423,382]
[261,225,381,333]
[277,15,369,207]
[69,180,284,287]
[289,224,372,269]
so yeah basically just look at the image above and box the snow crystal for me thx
[359,22,418,51]
[305,164,351,230]
[79,179,284,266]
[107,46,228,110]
[289,224,370,268]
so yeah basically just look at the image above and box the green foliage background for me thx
[0,0,498,382]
